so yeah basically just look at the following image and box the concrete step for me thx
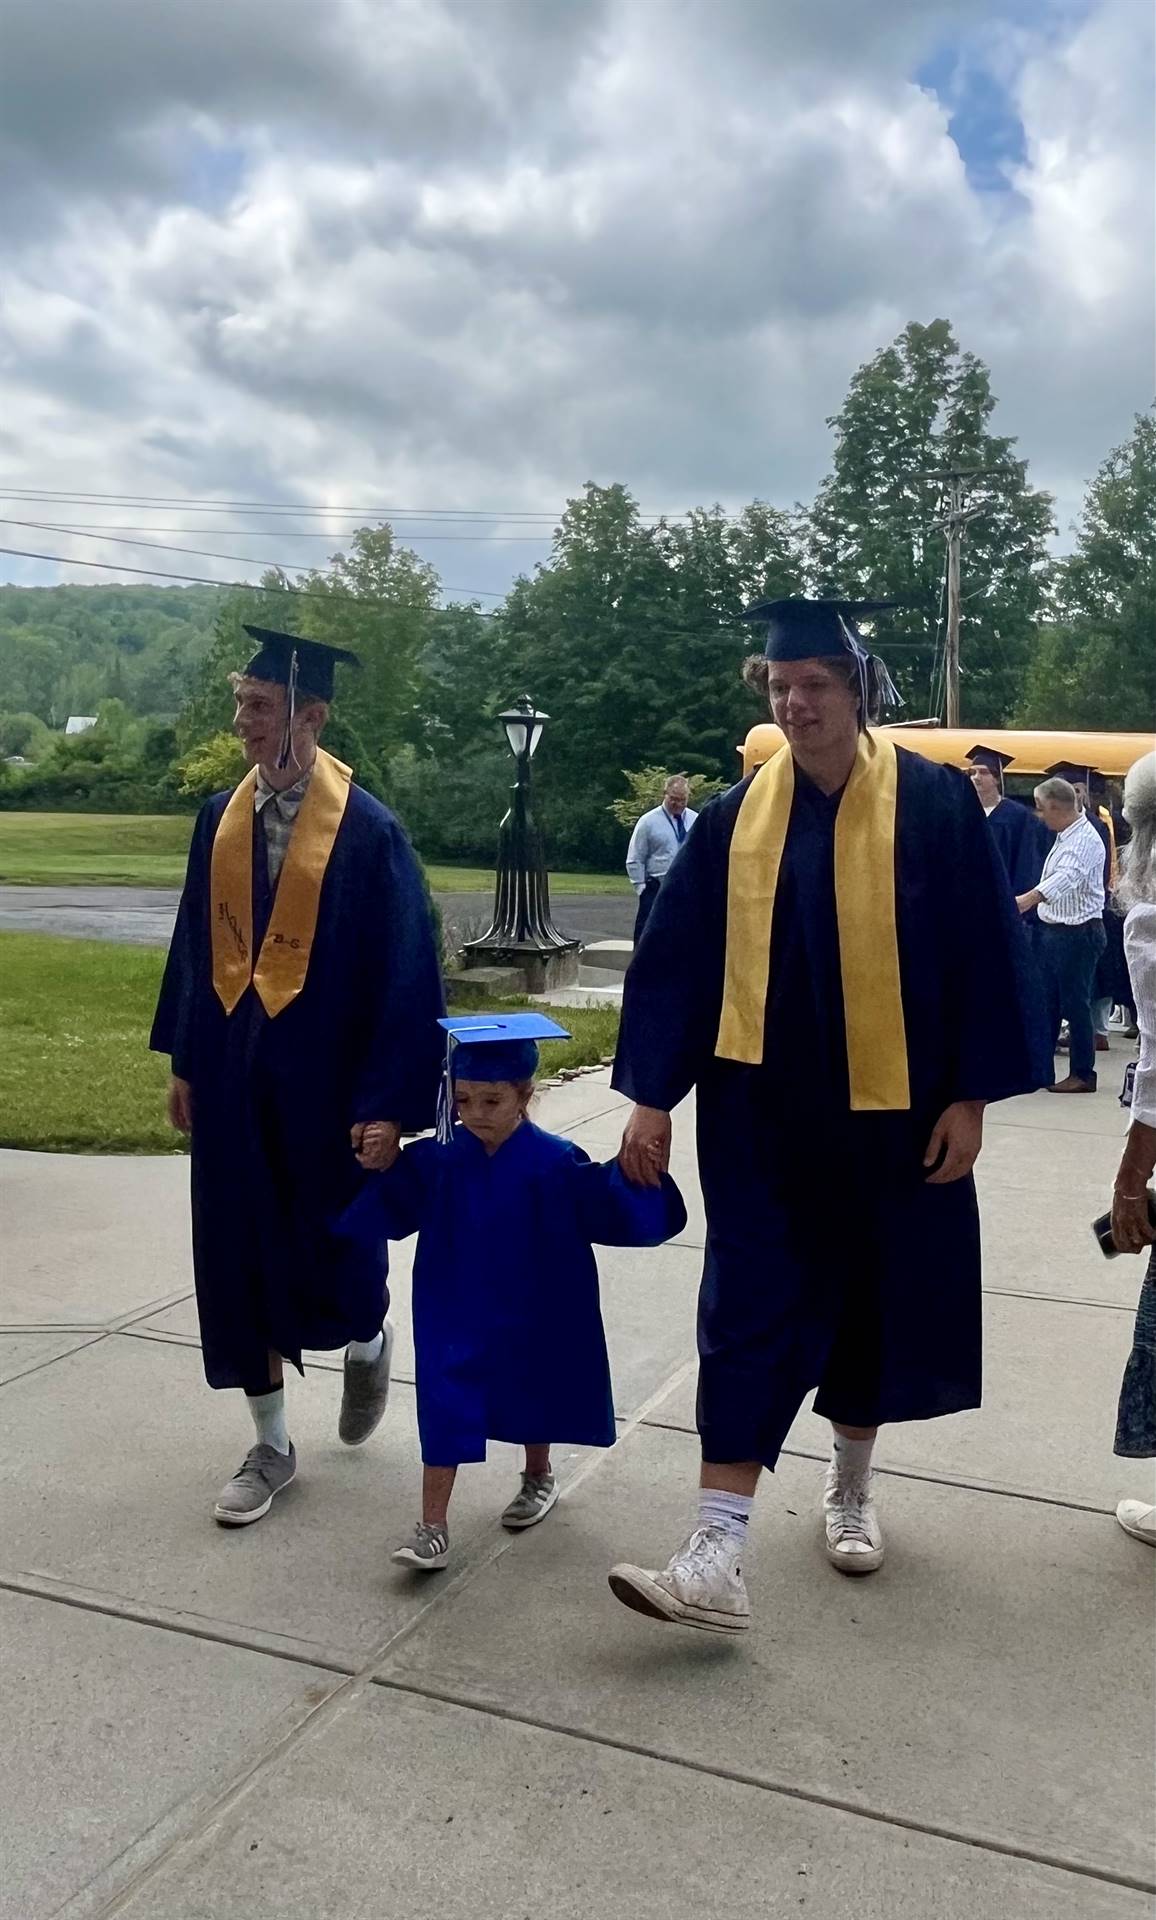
[580,939,633,974]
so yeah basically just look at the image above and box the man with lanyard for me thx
[606,599,1046,1634]
[1016,775,1108,1094]
[152,626,443,1526]
[625,774,698,945]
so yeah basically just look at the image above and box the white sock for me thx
[247,1387,290,1455]
[698,1489,754,1541]
[831,1431,875,1490]
[346,1329,384,1364]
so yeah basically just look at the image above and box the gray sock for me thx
[346,1330,384,1364]
[247,1387,290,1455]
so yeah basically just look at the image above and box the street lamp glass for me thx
[500,704,548,760]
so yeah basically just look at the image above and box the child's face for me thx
[453,1078,529,1151]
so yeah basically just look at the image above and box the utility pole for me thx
[943,474,963,729]
[922,467,996,729]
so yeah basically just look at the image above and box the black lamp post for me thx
[463,693,581,988]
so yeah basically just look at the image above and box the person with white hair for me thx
[1016,776,1108,1091]
[625,774,698,945]
[1110,749,1156,1546]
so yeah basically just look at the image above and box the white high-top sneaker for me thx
[823,1461,884,1574]
[1116,1500,1156,1545]
[609,1526,751,1632]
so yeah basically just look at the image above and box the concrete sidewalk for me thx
[1,1067,1153,1918]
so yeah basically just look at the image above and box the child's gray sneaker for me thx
[391,1522,450,1570]
[501,1471,559,1531]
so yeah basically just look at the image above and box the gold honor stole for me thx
[715,731,910,1111]
[210,748,353,1019]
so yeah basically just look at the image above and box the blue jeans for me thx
[1040,921,1107,1083]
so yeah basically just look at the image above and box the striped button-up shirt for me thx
[1037,813,1107,926]
[625,804,699,894]
[254,766,313,886]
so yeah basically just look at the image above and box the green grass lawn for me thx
[0,812,629,894]
[0,932,620,1154]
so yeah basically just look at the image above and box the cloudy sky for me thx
[0,0,1151,604]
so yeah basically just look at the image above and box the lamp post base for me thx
[462,940,582,995]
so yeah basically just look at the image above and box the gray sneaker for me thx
[391,1522,450,1571]
[338,1323,394,1445]
[501,1471,559,1531]
[213,1443,297,1527]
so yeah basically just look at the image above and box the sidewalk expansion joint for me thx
[0,1569,357,1678]
[27,1349,701,1920]
[0,1332,108,1388]
[371,1674,1156,1900]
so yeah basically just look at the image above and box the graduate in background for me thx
[607,599,1048,1635]
[339,1014,686,1571]
[151,627,443,1528]
[966,745,1052,898]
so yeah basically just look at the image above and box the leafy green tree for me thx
[296,527,441,768]
[1020,407,1156,729]
[606,765,729,829]
[178,732,247,800]
[809,319,1054,723]
[0,711,51,759]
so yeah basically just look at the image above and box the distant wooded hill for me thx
[0,583,222,725]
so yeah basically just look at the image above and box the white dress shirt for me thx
[1036,814,1106,926]
[625,804,699,894]
[1124,903,1156,1130]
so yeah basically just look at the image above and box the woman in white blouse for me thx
[1111,749,1156,1545]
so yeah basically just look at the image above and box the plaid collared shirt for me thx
[253,766,313,887]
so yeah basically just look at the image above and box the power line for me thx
[0,542,506,600]
[0,486,693,523]
[14,520,554,541]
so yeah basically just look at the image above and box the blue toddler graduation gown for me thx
[339,1121,687,1464]
[613,747,1049,1468]
[150,783,444,1391]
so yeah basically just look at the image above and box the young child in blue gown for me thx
[338,1014,686,1570]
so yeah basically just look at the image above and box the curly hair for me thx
[742,651,885,723]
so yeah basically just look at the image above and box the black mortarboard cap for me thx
[966,744,1014,775]
[241,625,359,702]
[740,597,899,662]
[1045,759,1093,787]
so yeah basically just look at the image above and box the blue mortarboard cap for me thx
[740,597,899,662]
[966,744,1014,789]
[241,625,360,701]
[435,1013,571,1140]
[740,597,903,728]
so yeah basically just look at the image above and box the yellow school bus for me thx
[739,724,1154,781]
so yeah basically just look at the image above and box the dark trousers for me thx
[1040,920,1107,1083]
[633,877,662,946]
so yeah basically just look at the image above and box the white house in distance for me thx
[64,715,97,735]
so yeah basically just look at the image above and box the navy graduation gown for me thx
[986,797,1050,896]
[613,747,1049,1468]
[150,783,444,1391]
[339,1122,687,1465]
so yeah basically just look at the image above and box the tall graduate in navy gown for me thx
[966,746,1052,896]
[607,600,1048,1636]
[339,1014,686,1571]
[151,627,443,1529]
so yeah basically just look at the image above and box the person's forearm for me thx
[1116,1118,1156,1194]
[1036,861,1083,904]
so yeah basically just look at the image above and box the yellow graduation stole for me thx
[1097,804,1118,891]
[210,748,353,1019]
[716,731,910,1111]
